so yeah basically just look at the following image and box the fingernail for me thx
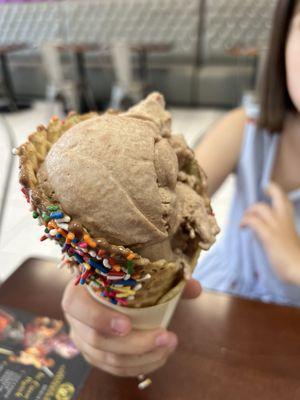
[111,318,129,335]
[156,333,177,348]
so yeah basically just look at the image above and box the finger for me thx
[62,279,131,337]
[70,329,175,369]
[182,279,202,299]
[240,214,271,243]
[266,182,293,217]
[70,329,170,377]
[84,352,167,377]
[67,314,178,355]
[244,202,276,227]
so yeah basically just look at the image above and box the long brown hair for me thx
[258,0,298,133]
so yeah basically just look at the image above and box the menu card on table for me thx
[0,306,90,399]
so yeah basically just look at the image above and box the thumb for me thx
[182,279,202,299]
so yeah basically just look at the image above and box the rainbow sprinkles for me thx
[21,187,150,306]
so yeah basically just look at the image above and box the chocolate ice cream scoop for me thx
[38,97,177,250]
[36,93,218,261]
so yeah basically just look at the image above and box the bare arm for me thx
[195,107,247,196]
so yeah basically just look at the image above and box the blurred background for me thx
[0,0,276,281]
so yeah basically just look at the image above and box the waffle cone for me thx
[126,247,200,308]
[88,249,200,329]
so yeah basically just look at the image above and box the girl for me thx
[194,0,300,306]
[62,0,300,377]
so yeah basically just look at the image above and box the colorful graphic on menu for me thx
[0,306,90,399]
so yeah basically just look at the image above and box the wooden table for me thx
[1,257,300,399]
[55,43,100,113]
[130,43,172,95]
[0,43,29,112]
[227,45,259,88]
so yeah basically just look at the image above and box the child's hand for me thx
[240,182,300,285]
[62,278,201,377]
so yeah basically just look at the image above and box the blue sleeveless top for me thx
[193,107,300,307]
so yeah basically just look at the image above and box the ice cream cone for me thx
[15,93,219,312]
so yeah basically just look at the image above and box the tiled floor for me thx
[0,101,232,282]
